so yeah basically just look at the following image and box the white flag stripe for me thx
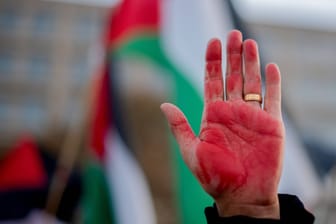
[105,131,156,224]
[280,115,321,206]
[161,0,234,94]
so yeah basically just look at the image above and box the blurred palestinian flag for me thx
[82,1,158,223]
[82,0,237,223]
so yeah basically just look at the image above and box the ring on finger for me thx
[244,93,262,103]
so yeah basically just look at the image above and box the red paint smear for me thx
[105,0,159,47]
[226,30,242,75]
[205,61,223,102]
[244,40,258,60]
[227,31,242,54]
[206,62,221,78]
[196,141,245,197]
[227,54,242,75]
[204,40,224,102]
[266,64,280,83]
[196,100,283,199]
[226,73,243,93]
[243,39,261,93]
[244,76,261,89]
[206,39,222,61]
[206,101,282,137]
[204,81,223,103]
[0,136,46,191]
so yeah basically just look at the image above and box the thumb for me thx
[160,103,197,161]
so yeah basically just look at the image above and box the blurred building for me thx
[0,0,107,148]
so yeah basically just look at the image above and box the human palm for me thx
[197,100,283,202]
[161,30,284,218]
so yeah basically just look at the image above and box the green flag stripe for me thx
[82,161,116,224]
[112,35,212,224]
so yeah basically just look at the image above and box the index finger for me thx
[204,38,224,104]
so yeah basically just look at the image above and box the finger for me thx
[204,38,224,104]
[225,30,243,101]
[160,103,197,162]
[264,63,282,119]
[243,39,262,108]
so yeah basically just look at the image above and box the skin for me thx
[161,30,284,219]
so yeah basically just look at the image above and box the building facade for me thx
[0,0,107,147]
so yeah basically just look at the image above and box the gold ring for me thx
[244,93,262,103]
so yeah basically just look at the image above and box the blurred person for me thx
[161,30,315,223]
[0,135,81,223]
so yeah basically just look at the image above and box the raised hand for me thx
[161,30,285,218]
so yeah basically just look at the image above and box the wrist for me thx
[215,198,280,219]
[205,195,315,224]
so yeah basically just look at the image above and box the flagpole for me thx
[44,71,98,221]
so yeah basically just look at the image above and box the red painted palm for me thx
[197,100,284,203]
[161,30,285,218]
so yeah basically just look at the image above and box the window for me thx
[71,56,89,84]
[0,52,13,76]
[0,8,19,32]
[0,96,11,127]
[75,15,96,40]
[21,99,46,132]
[27,54,50,82]
[33,11,54,36]
[0,103,9,120]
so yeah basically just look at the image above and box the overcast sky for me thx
[234,0,336,31]
[47,0,336,31]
